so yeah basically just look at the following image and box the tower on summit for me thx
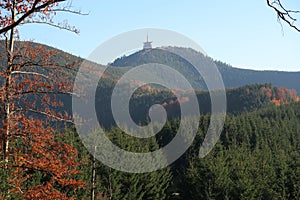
[143,34,152,49]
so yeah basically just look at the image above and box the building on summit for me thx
[143,34,152,49]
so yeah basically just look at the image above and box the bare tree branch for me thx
[0,0,66,34]
[267,0,300,32]
[21,20,80,34]
[11,59,79,72]
[24,108,74,124]
[11,71,49,79]
[13,90,79,97]
[49,8,89,15]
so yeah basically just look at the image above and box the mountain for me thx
[1,41,298,93]
[0,41,299,128]
[110,46,300,93]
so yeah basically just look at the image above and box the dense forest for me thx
[18,101,298,200]
[2,80,299,199]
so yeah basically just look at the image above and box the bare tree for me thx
[266,0,300,32]
[0,0,87,34]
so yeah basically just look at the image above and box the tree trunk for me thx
[3,0,16,169]
[91,146,97,200]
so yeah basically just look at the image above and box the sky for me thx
[19,0,300,71]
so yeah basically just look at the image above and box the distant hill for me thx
[0,41,299,128]
[95,82,299,128]
[1,41,298,93]
[110,46,300,93]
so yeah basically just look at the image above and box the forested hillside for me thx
[62,102,300,199]
[111,47,300,93]
[96,82,298,128]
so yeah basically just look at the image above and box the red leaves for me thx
[262,86,300,106]
[9,119,85,199]
[5,1,12,10]
[0,0,86,198]
[277,87,298,102]
[0,40,84,199]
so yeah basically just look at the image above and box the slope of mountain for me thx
[110,46,300,93]
[1,41,299,93]
[216,61,300,93]
[0,41,299,128]
[95,83,298,128]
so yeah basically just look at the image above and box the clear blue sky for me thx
[19,0,300,71]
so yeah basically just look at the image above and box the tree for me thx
[94,127,172,200]
[0,0,81,34]
[266,0,300,32]
[0,0,86,199]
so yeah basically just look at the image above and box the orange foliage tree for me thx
[0,1,86,199]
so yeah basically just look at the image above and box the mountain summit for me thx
[110,46,300,93]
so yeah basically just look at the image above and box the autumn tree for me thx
[0,0,86,199]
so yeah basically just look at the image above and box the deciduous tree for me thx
[0,0,86,199]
